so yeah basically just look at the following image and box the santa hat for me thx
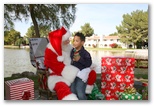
[86,70,97,94]
[48,26,71,62]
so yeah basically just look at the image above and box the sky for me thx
[14,4,148,37]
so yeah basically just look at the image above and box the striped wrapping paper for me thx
[5,78,34,100]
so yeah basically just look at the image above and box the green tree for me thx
[26,25,51,38]
[26,26,35,38]
[4,29,21,45]
[116,10,148,48]
[109,32,118,36]
[15,37,24,48]
[80,23,94,37]
[39,25,51,37]
[4,4,76,38]
[4,31,10,45]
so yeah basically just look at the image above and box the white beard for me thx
[62,44,73,65]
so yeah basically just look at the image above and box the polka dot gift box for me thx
[118,87,142,100]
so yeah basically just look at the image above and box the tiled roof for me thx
[70,35,120,40]
[86,35,100,40]
[103,36,119,39]
[86,35,119,40]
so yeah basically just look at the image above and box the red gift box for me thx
[5,78,34,100]
[101,57,135,100]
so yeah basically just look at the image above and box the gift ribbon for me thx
[123,87,136,94]
[22,91,31,100]
[73,49,80,57]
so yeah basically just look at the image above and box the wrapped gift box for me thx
[101,57,135,100]
[88,83,105,100]
[118,87,142,100]
[119,92,142,100]
[5,78,34,100]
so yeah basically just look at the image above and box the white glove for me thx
[77,68,91,83]
[90,63,97,70]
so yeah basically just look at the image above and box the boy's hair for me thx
[74,32,85,42]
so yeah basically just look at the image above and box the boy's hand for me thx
[73,49,80,61]
[73,55,80,61]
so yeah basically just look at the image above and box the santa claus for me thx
[44,27,96,100]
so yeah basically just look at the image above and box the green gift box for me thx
[119,92,142,100]
[88,83,105,100]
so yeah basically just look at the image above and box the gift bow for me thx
[124,87,136,94]
[73,49,80,57]
[22,91,31,100]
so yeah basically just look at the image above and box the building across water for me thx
[70,35,148,49]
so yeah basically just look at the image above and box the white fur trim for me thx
[48,43,64,62]
[62,93,78,100]
[57,56,64,62]
[62,30,71,41]
[62,44,73,52]
[61,65,79,83]
[47,75,71,92]
[48,69,53,74]
[62,44,73,65]
[62,51,71,65]
[85,85,94,94]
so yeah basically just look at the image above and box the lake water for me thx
[4,48,128,77]
[88,50,126,73]
[4,48,36,77]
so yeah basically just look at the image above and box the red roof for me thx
[103,36,119,39]
[70,35,120,40]
[86,35,100,40]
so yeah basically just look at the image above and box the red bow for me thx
[22,91,31,100]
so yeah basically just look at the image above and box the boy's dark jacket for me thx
[70,46,92,70]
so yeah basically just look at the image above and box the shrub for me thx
[109,43,118,48]
[92,44,97,48]
[142,84,148,100]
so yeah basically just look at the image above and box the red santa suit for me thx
[44,27,97,100]
[44,27,79,100]
[86,69,97,94]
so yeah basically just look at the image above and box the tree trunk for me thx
[29,4,40,38]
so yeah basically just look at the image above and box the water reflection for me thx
[88,50,125,73]
[4,48,36,77]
